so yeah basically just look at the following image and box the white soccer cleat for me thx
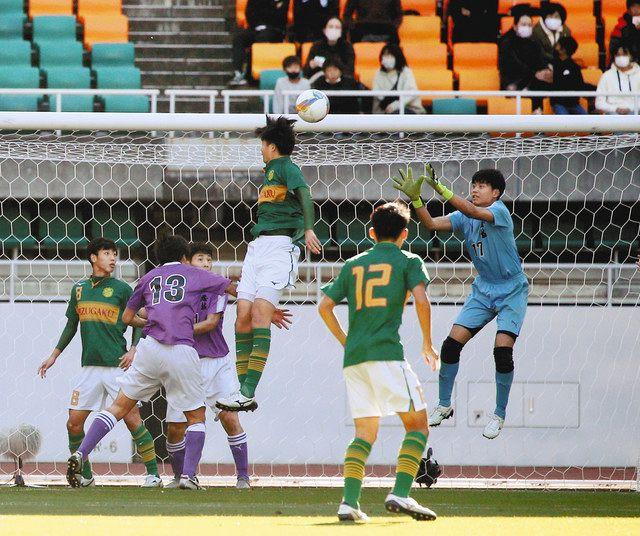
[141,474,163,488]
[80,476,95,487]
[428,405,454,427]
[236,476,251,490]
[164,477,180,489]
[384,493,437,521]
[66,452,83,488]
[483,414,504,439]
[179,475,204,490]
[337,502,370,522]
[215,392,258,412]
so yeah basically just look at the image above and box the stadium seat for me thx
[82,14,129,49]
[402,42,447,68]
[251,43,296,80]
[29,0,73,17]
[453,43,498,70]
[259,69,285,90]
[573,42,600,69]
[487,96,533,114]
[432,98,477,114]
[0,66,41,111]
[399,16,441,44]
[45,66,94,111]
[91,43,135,68]
[90,205,140,247]
[102,95,149,112]
[77,0,122,18]
[38,40,84,67]
[32,16,76,41]
[601,0,624,19]
[0,14,26,40]
[0,40,32,66]
[0,0,24,14]
[236,0,247,28]
[38,205,87,249]
[582,67,603,88]
[560,0,594,17]
[457,69,501,91]
[94,65,147,112]
[413,68,454,97]
[353,42,385,82]
[300,42,313,65]
[566,16,597,43]
[0,205,37,250]
[402,0,437,16]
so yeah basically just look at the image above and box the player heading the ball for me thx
[393,165,529,439]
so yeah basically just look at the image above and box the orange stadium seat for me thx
[82,14,129,50]
[453,42,498,70]
[300,42,313,65]
[251,42,296,79]
[457,68,501,91]
[399,16,441,44]
[287,0,294,25]
[340,0,348,18]
[573,42,600,69]
[601,0,625,19]
[413,67,454,101]
[402,0,437,16]
[487,97,532,114]
[582,67,603,87]
[236,0,247,28]
[354,41,385,80]
[403,42,447,68]
[560,0,594,16]
[77,0,122,16]
[29,0,73,17]
[357,67,377,88]
[566,16,597,43]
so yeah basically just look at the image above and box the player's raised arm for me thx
[318,295,347,347]
[411,282,439,372]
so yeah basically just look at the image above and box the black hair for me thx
[511,4,532,24]
[282,55,301,70]
[380,43,408,71]
[541,2,567,23]
[188,241,214,259]
[614,44,634,59]
[471,169,506,198]
[154,234,189,265]
[557,36,578,57]
[628,0,640,9]
[87,237,117,264]
[255,115,296,156]
[323,57,344,72]
[370,201,410,241]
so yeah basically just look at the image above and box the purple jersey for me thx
[194,292,229,358]
[127,262,231,346]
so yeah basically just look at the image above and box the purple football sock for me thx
[228,432,249,479]
[77,411,117,461]
[166,440,186,480]
[181,423,206,479]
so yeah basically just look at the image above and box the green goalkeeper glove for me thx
[421,163,454,202]
[391,167,425,208]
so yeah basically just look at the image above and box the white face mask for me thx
[615,55,631,68]
[516,25,533,38]
[545,17,562,31]
[324,28,341,42]
[381,55,396,70]
[633,15,640,27]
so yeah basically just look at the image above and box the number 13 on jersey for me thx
[352,264,392,310]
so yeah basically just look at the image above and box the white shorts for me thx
[237,235,300,306]
[165,354,239,422]
[118,336,205,413]
[68,366,123,411]
[343,361,426,419]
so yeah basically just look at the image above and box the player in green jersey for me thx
[217,116,322,412]
[38,237,162,487]
[319,202,439,523]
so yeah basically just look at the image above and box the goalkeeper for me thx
[393,165,529,439]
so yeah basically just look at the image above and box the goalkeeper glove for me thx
[391,167,425,208]
[421,164,454,202]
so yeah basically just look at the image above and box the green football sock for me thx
[392,431,427,498]
[131,424,159,476]
[235,331,253,384]
[241,328,270,398]
[68,431,93,479]
[343,437,372,508]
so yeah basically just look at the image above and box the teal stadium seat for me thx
[0,40,32,66]
[38,40,84,67]
[259,69,286,112]
[0,205,37,251]
[95,66,148,112]
[90,205,140,247]
[0,14,26,40]
[45,66,94,112]
[0,66,41,111]
[91,43,135,68]
[432,98,477,115]
[0,0,24,15]
[32,16,77,42]
[38,205,87,249]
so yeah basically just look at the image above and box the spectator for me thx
[596,46,640,115]
[343,0,402,43]
[550,36,587,115]
[532,2,572,65]
[312,58,361,113]
[609,0,640,64]
[448,0,499,43]
[229,0,290,86]
[273,56,311,114]
[292,0,340,43]
[372,44,424,114]
[303,18,355,83]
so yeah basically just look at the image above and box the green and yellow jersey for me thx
[322,242,430,368]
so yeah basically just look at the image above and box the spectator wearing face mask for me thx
[371,44,424,114]
[343,0,402,43]
[550,36,587,115]
[448,0,499,43]
[312,58,362,113]
[273,56,311,114]
[609,0,640,64]
[292,0,340,43]
[304,17,355,83]
[596,46,640,115]
[531,2,572,65]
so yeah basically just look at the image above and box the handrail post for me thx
[209,93,216,138]
[168,92,175,114]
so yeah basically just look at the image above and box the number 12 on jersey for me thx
[352,264,392,310]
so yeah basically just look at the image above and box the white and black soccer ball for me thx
[295,89,330,123]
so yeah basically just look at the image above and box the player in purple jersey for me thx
[66,235,234,490]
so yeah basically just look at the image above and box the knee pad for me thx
[441,337,463,365]
[494,347,514,374]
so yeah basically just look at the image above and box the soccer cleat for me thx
[384,493,437,521]
[179,475,204,490]
[80,476,95,487]
[428,405,454,426]
[236,476,251,490]
[228,72,247,86]
[483,414,504,439]
[337,502,370,522]
[66,452,83,488]
[141,474,163,488]
[164,477,181,489]
[215,392,258,413]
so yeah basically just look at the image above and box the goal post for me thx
[0,113,638,490]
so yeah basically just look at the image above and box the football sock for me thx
[392,431,427,498]
[77,410,117,461]
[166,439,186,480]
[343,437,372,508]
[182,422,206,479]
[495,371,514,419]
[131,424,159,476]
[235,331,252,384]
[227,432,249,479]
[68,431,93,479]
[438,362,459,407]
[241,328,271,398]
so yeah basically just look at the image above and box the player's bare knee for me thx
[122,409,143,432]
[167,422,187,443]
[441,336,464,364]
[184,406,206,425]
[251,299,275,328]
[66,417,84,435]
[494,346,514,373]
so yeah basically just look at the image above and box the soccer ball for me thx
[295,89,330,123]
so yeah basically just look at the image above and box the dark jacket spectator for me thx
[531,2,572,65]
[303,18,355,81]
[609,1,640,65]
[292,0,340,43]
[448,0,499,43]
[312,59,362,113]
[343,0,402,43]
[550,37,587,114]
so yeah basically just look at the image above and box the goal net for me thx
[0,114,638,490]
